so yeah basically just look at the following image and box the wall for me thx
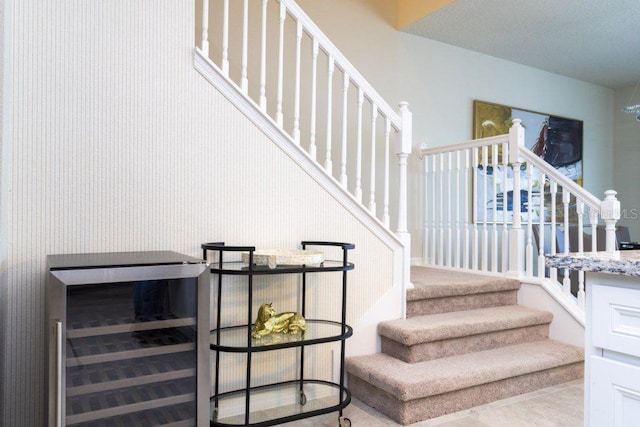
[296,0,616,259]
[613,84,640,239]
[0,1,395,424]
[0,0,8,422]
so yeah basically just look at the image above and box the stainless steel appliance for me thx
[46,251,208,427]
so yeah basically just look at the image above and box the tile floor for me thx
[282,380,584,427]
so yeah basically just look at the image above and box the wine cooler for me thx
[46,251,209,427]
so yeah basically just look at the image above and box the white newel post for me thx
[200,0,209,56]
[601,190,621,252]
[508,119,525,276]
[397,102,413,317]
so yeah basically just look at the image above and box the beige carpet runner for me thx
[345,266,584,425]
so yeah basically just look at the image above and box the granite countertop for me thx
[545,250,640,277]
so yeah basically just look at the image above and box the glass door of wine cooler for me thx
[47,251,208,427]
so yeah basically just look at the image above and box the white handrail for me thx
[520,149,600,212]
[419,134,509,157]
[420,135,601,213]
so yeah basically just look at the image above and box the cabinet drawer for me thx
[592,284,640,356]
[590,356,640,427]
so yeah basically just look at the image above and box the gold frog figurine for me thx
[251,303,306,339]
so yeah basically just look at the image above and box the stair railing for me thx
[419,119,621,310]
[197,0,410,234]
[196,0,412,310]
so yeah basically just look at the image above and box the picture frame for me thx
[473,100,583,223]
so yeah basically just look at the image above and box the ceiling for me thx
[400,0,640,89]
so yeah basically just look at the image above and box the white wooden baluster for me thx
[240,0,249,93]
[325,56,335,173]
[482,146,488,271]
[439,153,445,266]
[501,142,509,272]
[200,0,209,56]
[276,2,286,126]
[423,154,430,264]
[577,201,586,308]
[491,146,498,272]
[221,0,229,76]
[309,39,318,160]
[355,88,363,202]
[550,181,558,281]
[369,105,378,215]
[446,152,453,266]
[526,163,534,276]
[455,150,461,268]
[590,210,598,254]
[562,188,571,295]
[471,147,479,270]
[339,72,349,188]
[259,0,268,111]
[537,173,546,278]
[463,149,471,269]
[431,155,437,265]
[383,119,391,228]
[293,21,302,143]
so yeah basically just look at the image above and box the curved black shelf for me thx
[210,379,351,427]
[208,260,354,275]
[210,320,352,352]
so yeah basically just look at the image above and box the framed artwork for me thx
[473,100,583,223]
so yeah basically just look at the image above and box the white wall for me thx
[0,1,395,424]
[296,0,616,259]
[0,0,13,418]
[613,85,640,239]
[0,0,8,423]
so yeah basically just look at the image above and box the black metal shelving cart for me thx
[202,241,354,427]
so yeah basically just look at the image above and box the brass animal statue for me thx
[251,303,306,339]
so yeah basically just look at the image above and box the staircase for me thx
[345,266,584,425]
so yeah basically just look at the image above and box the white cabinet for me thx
[586,273,640,427]
[592,284,640,356]
[590,356,640,427]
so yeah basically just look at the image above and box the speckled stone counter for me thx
[545,250,640,277]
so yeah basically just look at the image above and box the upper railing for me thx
[419,119,621,311]
[197,0,411,236]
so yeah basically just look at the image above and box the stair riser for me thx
[381,324,550,363]
[348,362,584,425]
[407,290,517,317]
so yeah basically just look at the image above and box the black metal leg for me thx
[246,270,253,425]
[300,270,307,403]
[214,253,224,418]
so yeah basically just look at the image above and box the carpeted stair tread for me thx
[408,266,520,301]
[345,339,583,402]
[378,305,552,346]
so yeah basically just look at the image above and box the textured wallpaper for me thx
[1,1,396,424]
